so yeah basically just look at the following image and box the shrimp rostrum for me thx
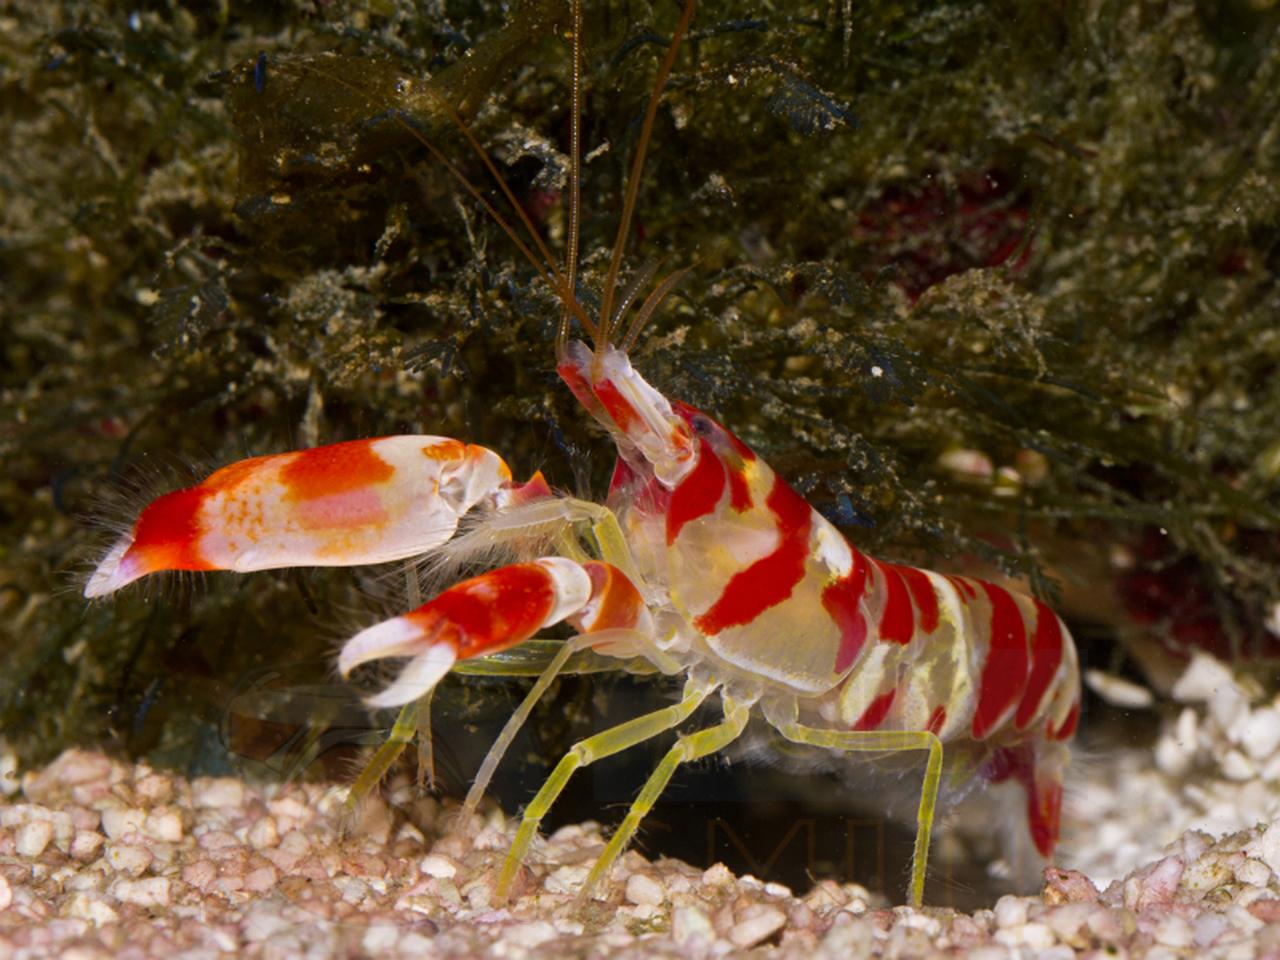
[84,0,1079,907]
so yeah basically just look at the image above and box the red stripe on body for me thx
[280,440,396,500]
[608,458,636,498]
[899,566,939,634]
[727,465,752,512]
[971,582,1031,740]
[609,458,670,515]
[1033,781,1064,857]
[926,705,947,734]
[557,360,605,420]
[592,379,643,434]
[407,564,555,659]
[875,562,914,645]
[852,689,896,731]
[130,486,215,571]
[985,744,1061,857]
[824,549,870,673]
[666,438,725,545]
[1050,701,1080,741]
[1015,601,1065,729]
[693,476,813,635]
[946,575,977,600]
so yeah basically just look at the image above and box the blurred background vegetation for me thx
[3,0,1280,890]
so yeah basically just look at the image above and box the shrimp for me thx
[83,0,1080,906]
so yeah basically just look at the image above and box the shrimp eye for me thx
[690,415,714,437]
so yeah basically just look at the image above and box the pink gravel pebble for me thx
[1250,899,1280,922]
[243,864,279,893]
[23,750,112,799]
[1123,855,1185,911]
[1044,866,1100,904]
[182,860,217,890]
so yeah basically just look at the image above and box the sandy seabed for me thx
[4,652,1280,959]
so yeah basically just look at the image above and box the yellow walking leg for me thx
[463,635,590,817]
[343,697,423,815]
[776,723,943,907]
[347,563,431,808]
[495,679,714,899]
[580,699,751,900]
[416,686,436,791]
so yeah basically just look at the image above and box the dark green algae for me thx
[3,0,1280,782]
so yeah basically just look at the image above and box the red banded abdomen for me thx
[832,565,1079,746]
[828,564,1079,857]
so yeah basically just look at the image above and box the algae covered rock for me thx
[3,1,1279,779]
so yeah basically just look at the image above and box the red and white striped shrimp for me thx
[83,0,1079,906]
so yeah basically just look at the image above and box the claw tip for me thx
[364,642,457,709]
[84,536,141,599]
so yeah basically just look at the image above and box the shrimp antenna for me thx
[402,88,599,341]
[596,0,697,353]
[621,264,692,352]
[304,27,600,341]
[556,0,584,359]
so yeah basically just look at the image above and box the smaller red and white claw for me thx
[338,557,648,708]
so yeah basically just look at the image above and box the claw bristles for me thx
[72,453,208,602]
[412,498,569,595]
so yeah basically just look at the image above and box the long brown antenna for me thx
[417,92,592,318]
[596,0,697,351]
[621,264,692,352]
[610,258,663,328]
[305,26,603,339]
[557,0,584,358]
[412,134,553,288]
[405,112,598,341]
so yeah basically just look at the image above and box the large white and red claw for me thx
[84,436,516,598]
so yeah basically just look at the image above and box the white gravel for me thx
[3,651,1280,958]
[1060,651,1280,889]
